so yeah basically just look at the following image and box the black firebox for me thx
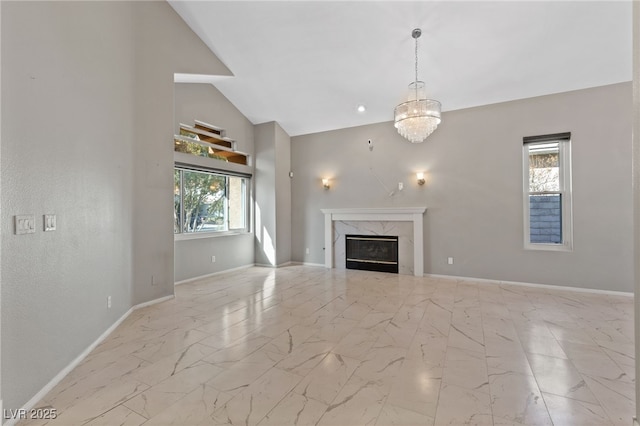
[345,235,399,274]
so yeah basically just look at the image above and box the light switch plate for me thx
[15,215,36,235]
[44,214,57,231]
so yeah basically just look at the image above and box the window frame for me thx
[522,133,573,251]
[174,165,251,240]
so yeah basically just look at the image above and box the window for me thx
[523,132,572,250]
[174,167,249,235]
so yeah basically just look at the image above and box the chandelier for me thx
[394,28,441,143]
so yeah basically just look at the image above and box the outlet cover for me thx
[15,215,36,235]
[44,214,57,231]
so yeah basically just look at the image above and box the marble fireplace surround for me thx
[321,207,427,277]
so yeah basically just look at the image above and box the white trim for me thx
[523,242,573,252]
[425,273,633,297]
[174,73,233,84]
[176,264,325,282]
[254,261,294,268]
[174,151,252,175]
[4,294,174,426]
[321,207,427,215]
[321,207,426,277]
[291,261,331,268]
[133,295,174,310]
[174,230,251,242]
[174,264,254,286]
[522,139,573,251]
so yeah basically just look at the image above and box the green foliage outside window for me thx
[175,169,225,233]
[175,168,247,234]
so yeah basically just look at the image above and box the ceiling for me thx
[168,1,632,137]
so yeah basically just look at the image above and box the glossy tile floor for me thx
[22,266,635,425]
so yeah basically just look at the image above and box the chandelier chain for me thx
[414,32,419,86]
[414,34,419,100]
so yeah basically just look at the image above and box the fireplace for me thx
[345,234,399,274]
[321,207,426,276]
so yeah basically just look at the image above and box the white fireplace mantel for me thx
[321,207,427,277]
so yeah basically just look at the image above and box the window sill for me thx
[174,230,251,241]
[524,242,573,252]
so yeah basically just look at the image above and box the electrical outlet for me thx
[44,214,57,231]
[398,182,404,191]
[211,255,216,263]
[107,296,112,309]
[306,248,310,255]
[447,257,454,265]
[15,215,36,235]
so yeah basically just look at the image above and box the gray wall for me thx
[254,122,292,266]
[1,1,225,413]
[173,83,256,282]
[0,1,3,412]
[292,83,633,292]
[632,1,639,419]
[174,83,254,155]
[174,234,254,282]
[254,123,277,266]
[275,123,292,265]
[129,2,229,305]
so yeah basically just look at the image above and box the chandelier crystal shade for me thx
[394,28,441,143]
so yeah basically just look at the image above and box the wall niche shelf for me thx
[174,120,249,166]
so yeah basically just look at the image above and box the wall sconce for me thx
[416,172,426,186]
[322,178,330,190]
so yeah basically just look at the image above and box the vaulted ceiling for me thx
[169,1,632,137]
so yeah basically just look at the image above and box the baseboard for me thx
[290,261,326,268]
[4,294,174,426]
[174,263,254,286]
[253,261,294,268]
[133,294,174,309]
[425,273,633,297]
[256,261,327,269]
[175,262,325,286]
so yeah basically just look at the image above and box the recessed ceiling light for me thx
[356,105,366,113]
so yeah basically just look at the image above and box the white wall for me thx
[173,83,256,282]
[1,1,226,414]
[292,83,633,292]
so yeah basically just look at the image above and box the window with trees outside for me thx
[523,133,572,250]
[174,167,249,234]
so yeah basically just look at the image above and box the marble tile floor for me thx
[20,266,635,426]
